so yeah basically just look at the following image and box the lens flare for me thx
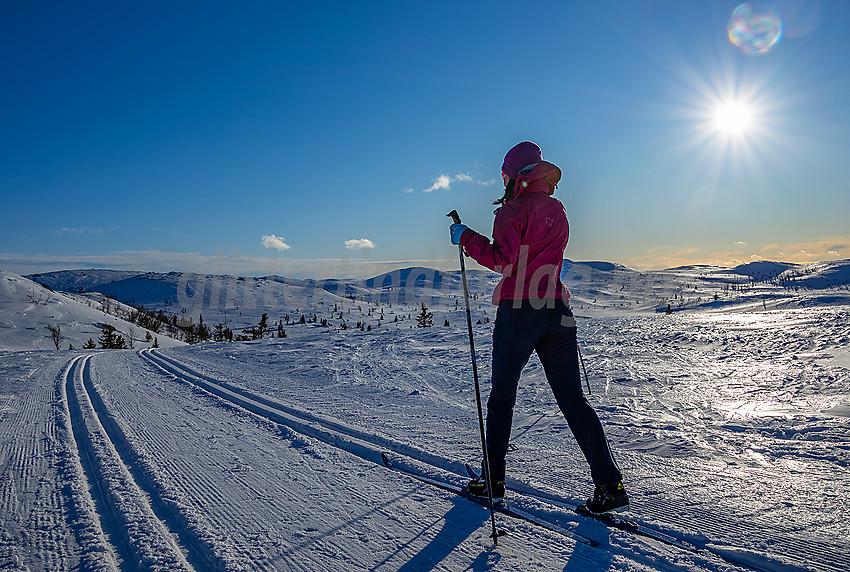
[728,3,782,55]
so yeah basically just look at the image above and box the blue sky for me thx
[2,1,848,278]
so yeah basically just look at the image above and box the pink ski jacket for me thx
[459,161,571,305]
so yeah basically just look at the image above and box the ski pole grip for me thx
[447,210,462,224]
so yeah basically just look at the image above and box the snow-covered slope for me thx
[16,259,850,348]
[26,267,499,336]
[563,258,850,314]
[0,270,184,351]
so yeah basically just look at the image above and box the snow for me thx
[0,270,185,351]
[1,260,849,570]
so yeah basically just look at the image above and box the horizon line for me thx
[4,252,847,281]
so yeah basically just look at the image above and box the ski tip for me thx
[381,452,392,467]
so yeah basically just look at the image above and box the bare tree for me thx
[27,289,51,306]
[46,324,64,350]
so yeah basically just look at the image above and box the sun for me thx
[713,101,752,135]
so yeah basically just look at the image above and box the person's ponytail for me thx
[493,178,515,210]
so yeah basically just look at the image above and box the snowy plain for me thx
[1,260,849,571]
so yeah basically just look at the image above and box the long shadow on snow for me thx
[267,488,445,569]
[370,498,498,572]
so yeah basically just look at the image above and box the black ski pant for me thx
[485,299,622,486]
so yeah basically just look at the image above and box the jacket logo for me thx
[544,217,555,228]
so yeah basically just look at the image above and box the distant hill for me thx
[27,269,146,292]
[0,270,184,351]
[21,258,850,333]
[779,260,850,290]
[731,261,798,277]
[563,259,634,273]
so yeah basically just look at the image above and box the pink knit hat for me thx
[501,141,543,179]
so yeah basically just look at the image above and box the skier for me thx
[448,141,628,514]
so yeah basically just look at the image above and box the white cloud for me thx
[345,238,375,250]
[423,174,452,193]
[734,241,746,248]
[420,171,496,193]
[261,234,291,251]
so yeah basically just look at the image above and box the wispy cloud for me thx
[261,234,291,251]
[54,226,117,235]
[420,172,496,193]
[345,238,375,250]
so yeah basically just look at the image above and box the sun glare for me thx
[714,101,752,135]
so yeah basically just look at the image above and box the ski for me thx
[381,453,599,547]
[464,463,694,552]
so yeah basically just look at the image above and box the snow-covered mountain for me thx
[0,270,184,351]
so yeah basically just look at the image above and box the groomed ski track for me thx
[105,349,620,570]
[135,347,831,572]
[62,354,216,571]
[138,348,729,570]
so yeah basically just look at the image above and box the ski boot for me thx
[582,481,629,515]
[463,475,505,504]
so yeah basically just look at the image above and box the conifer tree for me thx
[98,324,120,349]
[416,303,433,328]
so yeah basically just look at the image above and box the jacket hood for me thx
[513,160,561,199]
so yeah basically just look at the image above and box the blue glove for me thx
[449,223,469,245]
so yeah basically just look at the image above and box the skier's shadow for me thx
[372,497,499,572]
[562,518,611,571]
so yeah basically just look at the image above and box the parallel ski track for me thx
[141,351,689,564]
[63,354,223,571]
[140,348,800,570]
[63,355,138,570]
[141,348,471,475]
[381,452,599,547]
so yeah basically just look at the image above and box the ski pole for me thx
[447,209,501,545]
[577,344,591,395]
